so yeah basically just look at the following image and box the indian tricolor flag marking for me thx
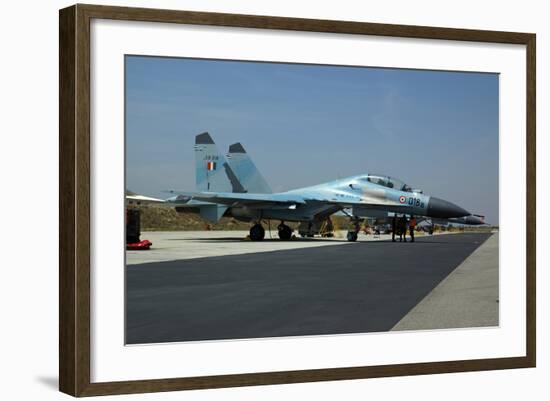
[206,161,216,171]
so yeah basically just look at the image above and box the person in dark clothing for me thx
[399,215,408,242]
[409,215,417,242]
[392,216,397,242]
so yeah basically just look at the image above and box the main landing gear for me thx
[346,216,361,242]
[346,231,358,242]
[248,221,293,241]
[249,223,265,241]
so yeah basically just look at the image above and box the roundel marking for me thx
[399,196,406,204]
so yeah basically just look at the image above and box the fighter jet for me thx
[446,214,486,225]
[430,214,486,226]
[166,132,470,241]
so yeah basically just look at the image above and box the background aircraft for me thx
[353,211,486,228]
[441,214,486,226]
[165,133,470,241]
[125,190,165,206]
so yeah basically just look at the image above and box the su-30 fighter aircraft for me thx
[161,132,471,241]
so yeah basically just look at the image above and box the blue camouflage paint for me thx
[170,133,469,224]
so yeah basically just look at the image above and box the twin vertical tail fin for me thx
[226,143,272,194]
[194,132,233,222]
[195,132,232,193]
[193,132,272,222]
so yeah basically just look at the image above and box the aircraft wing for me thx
[165,191,306,208]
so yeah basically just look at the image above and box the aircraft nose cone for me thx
[427,197,469,218]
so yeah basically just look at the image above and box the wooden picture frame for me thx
[59,3,536,397]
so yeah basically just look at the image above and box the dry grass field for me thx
[135,205,497,233]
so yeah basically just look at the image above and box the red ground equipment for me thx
[126,239,152,250]
[126,209,152,250]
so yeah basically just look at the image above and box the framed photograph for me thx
[59,4,536,397]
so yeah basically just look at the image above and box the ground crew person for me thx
[399,215,408,242]
[392,216,397,242]
[409,215,417,242]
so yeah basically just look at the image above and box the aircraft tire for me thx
[347,231,358,242]
[250,224,265,241]
[278,225,292,240]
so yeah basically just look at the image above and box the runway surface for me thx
[126,230,396,264]
[126,232,493,344]
[392,232,499,331]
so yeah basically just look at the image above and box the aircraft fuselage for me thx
[170,174,468,223]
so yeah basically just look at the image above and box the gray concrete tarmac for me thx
[392,233,499,331]
[126,232,494,344]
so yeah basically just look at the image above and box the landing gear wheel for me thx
[250,224,265,241]
[347,231,358,242]
[278,224,292,240]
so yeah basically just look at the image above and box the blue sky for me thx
[126,56,499,224]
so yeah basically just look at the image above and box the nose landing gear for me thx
[249,223,265,241]
[346,231,358,242]
[346,215,361,242]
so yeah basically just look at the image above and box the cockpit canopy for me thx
[362,174,412,192]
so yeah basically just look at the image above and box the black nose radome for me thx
[427,197,469,218]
